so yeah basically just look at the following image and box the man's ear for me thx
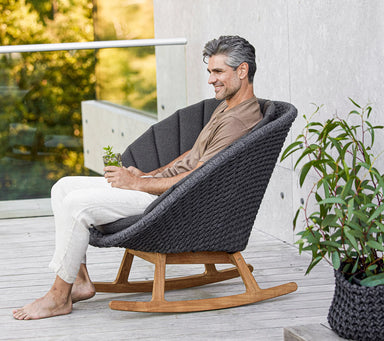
[237,62,249,80]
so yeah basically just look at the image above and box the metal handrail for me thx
[0,38,187,54]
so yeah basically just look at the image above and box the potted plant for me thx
[102,145,122,167]
[281,99,384,341]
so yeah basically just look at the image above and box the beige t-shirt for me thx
[156,96,262,178]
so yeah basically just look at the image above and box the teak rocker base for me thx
[94,249,298,313]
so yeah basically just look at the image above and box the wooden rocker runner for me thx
[94,249,297,312]
[89,98,298,313]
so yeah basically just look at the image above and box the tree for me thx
[0,0,96,200]
[94,0,157,113]
[0,0,156,200]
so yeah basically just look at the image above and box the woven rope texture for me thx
[328,269,384,341]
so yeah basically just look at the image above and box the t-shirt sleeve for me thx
[199,117,247,163]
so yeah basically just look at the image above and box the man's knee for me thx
[61,188,104,223]
[51,176,72,202]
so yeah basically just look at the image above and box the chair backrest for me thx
[121,98,221,172]
[121,98,272,172]
[90,99,297,254]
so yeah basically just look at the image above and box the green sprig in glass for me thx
[102,145,122,167]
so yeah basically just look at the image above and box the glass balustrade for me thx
[0,48,96,200]
[0,39,186,201]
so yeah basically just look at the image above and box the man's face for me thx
[207,54,242,101]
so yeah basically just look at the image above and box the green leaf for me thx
[365,120,376,147]
[348,97,361,109]
[347,198,354,223]
[372,172,384,194]
[360,273,384,287]
[341,159,350,181]
[345,225,364,239]
[366,105,373,119]
[332,251,341,270]
[321,241,342,248]
[340,179,354,200]
[321,178,330,199]
[318,197,347,205]
[368,204,384,222]
[367,240,384,252]
[320,120,338,141]
[342,141,353,158]
[329,136,343,156]
[351,259,359,273]
[375,221,384,233]
[306,121,323,128]
[293,208,301,230]
[299,162,313,187]
[280,140,303,161]
[321,214,337,227]
[305,229,322,244]
[342,262,352,273]
[315,192,326,217]
[294,144,320,169]
[306,255,323,275]
[344,230,360,251]
[352,210,369,223]
[334,208,345,219]
[367,264,378,271]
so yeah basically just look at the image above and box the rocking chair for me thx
[89,98,298,312]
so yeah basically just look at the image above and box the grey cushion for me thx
[94,215,143,235]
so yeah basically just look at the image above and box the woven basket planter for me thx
[328,269,384,341]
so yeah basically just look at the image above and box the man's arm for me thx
[127,150,190,177]
[104,160,203,196]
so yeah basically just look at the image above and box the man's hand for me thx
[126,166,146,177]
[104,166,140,190]
[104,160,203,196]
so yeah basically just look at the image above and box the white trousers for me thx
[49,176,158,283]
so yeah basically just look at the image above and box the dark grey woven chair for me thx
[89,98,298,312]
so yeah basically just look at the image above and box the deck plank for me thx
[0,216,335,340]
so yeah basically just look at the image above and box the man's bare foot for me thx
[71,263,95,303]
[71,282,95,303]
[13,291,72,320]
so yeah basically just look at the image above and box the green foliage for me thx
[0,0,47,46]
[0,0,156,199]
[94,0,157,113]
[0,0,96,200]
[102,145,122,167]
[103,145,114,155]
[281,99,384,286]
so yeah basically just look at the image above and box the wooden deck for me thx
[0,216,335,340]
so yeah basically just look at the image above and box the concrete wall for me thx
[82,101,156,174]
[153,0,384,243]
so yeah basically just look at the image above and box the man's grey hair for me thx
[202,35,257,83]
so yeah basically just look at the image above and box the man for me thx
[13,35,262,320]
